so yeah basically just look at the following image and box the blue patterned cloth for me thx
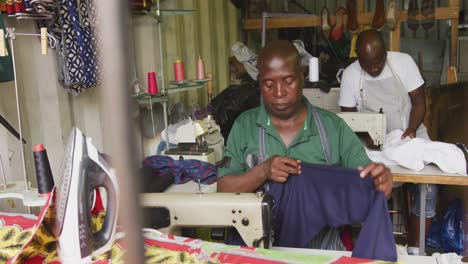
[143,155,217,185]
[51,0,101,95]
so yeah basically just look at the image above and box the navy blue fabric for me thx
[268,163,397,261]
[143,155,217,185]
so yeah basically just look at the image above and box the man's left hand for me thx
[401,127,416,139]
[358,163,393,199]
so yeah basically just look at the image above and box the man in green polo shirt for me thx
[217,40,393,198]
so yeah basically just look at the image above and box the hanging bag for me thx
[0,16,14,83]
[51,0,101,95]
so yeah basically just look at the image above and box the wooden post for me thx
[448,0,459,83]
[358,0,365,30]
[449,0,459,67]
[389,22,401,51]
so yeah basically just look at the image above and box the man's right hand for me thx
[261,155,301,183]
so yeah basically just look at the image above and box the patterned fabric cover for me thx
[50,0,101,95]
[0,190,393,264]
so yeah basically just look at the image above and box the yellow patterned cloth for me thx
[0,190,398,264]
[0,190,219,264]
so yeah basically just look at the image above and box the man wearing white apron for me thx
[338,29,436,255]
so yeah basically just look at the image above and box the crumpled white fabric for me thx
[231,42,259,80]
[381,130,467,175]
[161,120,189,145]
[432,253,463,264]
[365,149,399,166]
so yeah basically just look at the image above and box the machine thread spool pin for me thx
[33,144,55,195]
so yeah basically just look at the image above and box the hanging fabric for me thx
[51,0,101,95]
[0,16,14,83]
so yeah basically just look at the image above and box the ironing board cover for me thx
[0,190,398,264]
[50,0,101,95]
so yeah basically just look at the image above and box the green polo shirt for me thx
[218,97,372,178]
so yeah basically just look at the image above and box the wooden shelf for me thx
[243,0,459,81]
[243,7,457,30]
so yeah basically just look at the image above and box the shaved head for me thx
[257,40,302,73]
[356,29,387,77]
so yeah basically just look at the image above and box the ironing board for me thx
[0,210,434,264]
[0,191,424,264]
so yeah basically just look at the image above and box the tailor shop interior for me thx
[1,0,468,263]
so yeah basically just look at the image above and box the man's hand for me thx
[358,162,393,198]
[401,127,416,139]
[261,155,301,183]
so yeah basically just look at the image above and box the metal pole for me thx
[261,11,267,47]
[419,184,427,256]
[96,1,144,263]
[0,154,6,189]
[8,36,28,191]
[156,0,169,150]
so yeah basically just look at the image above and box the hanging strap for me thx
[258,126,268,163]
[257,104,332,193]
[257,104,332,165]
[310,104,332,165]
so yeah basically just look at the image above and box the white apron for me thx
[359,61,429,139]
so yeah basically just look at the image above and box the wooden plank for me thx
[243,8,457,30]
[449,0,459,67]
[398,7,457,21]
[358,0,365,31]
[389,21,400,51]
[393,174,468,186]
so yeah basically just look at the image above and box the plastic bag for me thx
[428,199,464,253]
[427,216,443,249]
[231,42,258,80]
[441,199,464,254]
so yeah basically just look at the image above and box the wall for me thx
[0,19,106,212]
[0,1,240,212]
[132,0,240,156]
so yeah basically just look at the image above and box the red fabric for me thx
[91,189,105,215]
[332,256,374,264]
[143,238,201,255]
[0,214,37,230]
[339,225,355,251]
[211,252,286,264]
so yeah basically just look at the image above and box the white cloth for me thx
[161,120,188,145]
[382,130,467,175]
[365,148,399,167]
[432,253,463,264]
[339,51,424,109]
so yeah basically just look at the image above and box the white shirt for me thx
[338,51,425,108]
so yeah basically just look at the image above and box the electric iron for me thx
[53,127,120,263]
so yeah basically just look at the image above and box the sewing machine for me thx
[303,88,387,148]
[164,116,224,164]
[141,192,273,248]
[336,112,386,148]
